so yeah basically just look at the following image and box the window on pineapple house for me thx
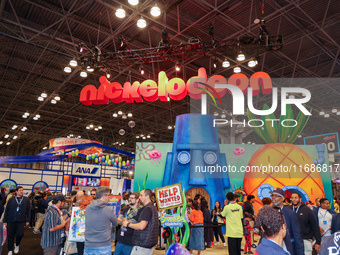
[0,179,17,194]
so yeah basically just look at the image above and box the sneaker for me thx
[248,251,254,254]
[251,244,257,248]
[33,230,41,234]
[223,243,227,247]
[244,252,248,254]
[14,245,19,254]
[214,242,220,245]
[8,251,13,255]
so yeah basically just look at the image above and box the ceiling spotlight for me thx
[106,71,111,79]
[137,16,147,28]
[337,112,340,115]
[43,146,47,150]
[54,95,61,101]
[221,112,226,118]
[12,125,17,130]
[24,112,29,116]
[175,62,181,72]
[319,111,325,115]
[36,114,40,118]
[69,59,77,67]
[118,110,123,115]
[98,126,102,129]
[324,113,330,118]
[289,95,295,99]
[0,141,2,145]
[51,99,57,104]
[122,142,125,145]
[213,112,218,116]
[222,59,230,68]
[140,134,144,137]
[332,108,338,113]
[298,135,302,138]
[89,124,94,128]
[139,65,144,75]
[113,112,118,117]
[86,66,94,72]
[12,136,17,140]
[77,136,81,139]
[127,113,132,117]
[22,114,27,118]
[4,134,9,138]
[233,66,241,73]
[38,96,44,101]
[147,135,150,138]
[237,53,245,61]
[142,136,146,139]
[150,4,161,17]
[115,6,126,18]
[136,136,139,138]
[94,128,99,131]
[86,126,90,129]
[80,71,87,78]
[128,0,139,5]
[168,125,172,129]
[248,60,257,67]
[64,66,72,73]
[21,127,27,131]
[213,57,218,68]
[33,117,38,120]
[122,114,127,119]
[78,42,83,53]
[6,142,10,145]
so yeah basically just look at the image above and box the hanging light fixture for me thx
[118,110,123,115]
[213,57,218,68]
[319,111,325,115]
[64,66,72,73]
[98,126,102,129]
[54,95,61,101]
[248,60,257,67]
[122,114,127,119]
[332,108,338,113]
[324,113,330,118]
[51,99,57,104]
[139,65,144,75]
[137,16,147,28]
[127,113,133,117]
[222,58,230,68]
[38,97,44,101]
[115,6,126,18]
[86,66,94,72]
[69,59,77,67]
[233,66,241,73]
[41,92,47,98]
[113,112,118,117]
[337,112,340,115]
[80,71,87,77]
[128,0,139,5]
[150,4,161,17]
[175,62,180,72]
[237,53,245,61]
[4,134,9,138]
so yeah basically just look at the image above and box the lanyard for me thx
[15,196,23,206]
[294,206,300,213]
[320,209,328,219]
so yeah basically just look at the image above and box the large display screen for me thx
[73,177,100,187]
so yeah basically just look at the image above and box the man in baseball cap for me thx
[269,188,304,255]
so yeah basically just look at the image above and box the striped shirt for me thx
[41,205,62,247]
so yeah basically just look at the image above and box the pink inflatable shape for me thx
[233,147,245,155]
[148,150,163,167]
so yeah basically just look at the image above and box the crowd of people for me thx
[0,185,339,255]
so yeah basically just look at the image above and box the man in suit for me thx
[270,188,304,255]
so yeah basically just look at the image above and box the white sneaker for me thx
[223,243,227,247]
[215,242,220,245]
[14,245,19,254]
[8,251,13,255]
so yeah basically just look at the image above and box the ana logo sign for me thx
[75,167,99,174]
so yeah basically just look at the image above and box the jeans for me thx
[114,242,133,255]
[84,245,112,255]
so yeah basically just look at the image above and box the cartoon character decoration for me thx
[148,150,162,166]
[243,105,325,213]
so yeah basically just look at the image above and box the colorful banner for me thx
[68,206,85,242]
[49,138,102,155]
[304,132,340,154]
[160,214,185,228]
[107,195,121,217]
[155,183,183,210]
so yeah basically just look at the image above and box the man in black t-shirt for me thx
[115,192,142,255]
[33,192,48,234]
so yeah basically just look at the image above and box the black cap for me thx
[70,191,77,196]
[269,188,285,197]
[54,194,65,202]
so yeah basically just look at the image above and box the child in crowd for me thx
[188,201,204,255]
[243,214,254,254]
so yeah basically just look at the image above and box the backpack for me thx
[32,197,41,213]
[1,195,7,206]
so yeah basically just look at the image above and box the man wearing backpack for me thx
[33,192,47,234]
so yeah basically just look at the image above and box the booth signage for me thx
[49,138,102,155]
[304,132,340,154]
[72,163,101,177]
[160,214,185,228]
[107,195,121,217]
[155,183,183,210]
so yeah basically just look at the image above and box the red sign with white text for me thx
[155,183,183,210]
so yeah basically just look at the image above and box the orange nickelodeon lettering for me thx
[186,67,208,99]
[79,85,98,106]
[158,71,169,101]
[228,73,249,95]
[105,82,123,103]
[167,78,187,101]
[139,80,158,102]
[249,72,273,96]
[122,81,143,103]
[207,75,228,98]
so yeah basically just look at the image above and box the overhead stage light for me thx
[69,59,77,67]
[222,59,230,68]
[237,53,245,61]
[128,0,139,5]
[106,71,111,79]
[115,6,126,18]
[139,65,144,75]
[233,66,241,73]
[64,66,71,73]
[150,4,161,17]
[137,16,147,28]
[80,71,87,77]
[248,60,257,67]
[38,97,44,101]
[86,66,94,72]
[213,57,218,68]
[175,63,180,72]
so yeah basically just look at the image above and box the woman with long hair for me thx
[211,201,226,247]
[201,199,214,248]
[188,201,204,254]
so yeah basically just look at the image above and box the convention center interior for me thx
[0,0,340,255]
